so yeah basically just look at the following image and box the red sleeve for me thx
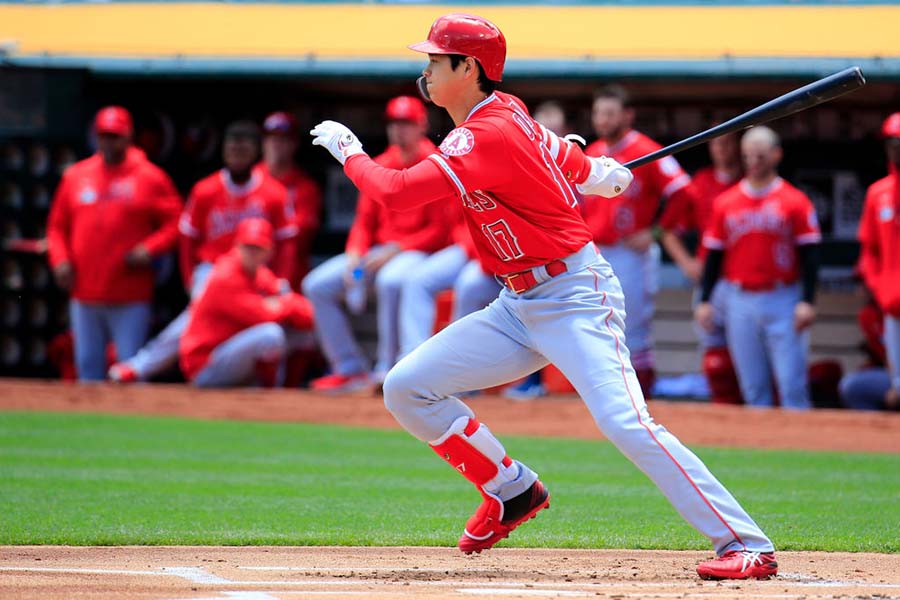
[272,237,296,280]
[660,183,700,232]
[536,124,591,185]
[702,199,727,251]
[294,179,321,258]
[140,170,183,256]
[345,191,380,255]
[208,278,288,329]
[46,173,72,268]
[343,153,458,214]
[792,193,822,246]
[397,198,456,253]
[179,234,201,290]
[178,185,205,241]
[857,187,880,291]
[256,265,287,296]
[651,156,691,199]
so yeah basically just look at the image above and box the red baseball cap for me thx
[385,96,427,127]
[236,218,274,250]
[882,112,900,139]
[94,106,133,137]
[263,111,299,137]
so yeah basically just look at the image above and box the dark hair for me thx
[448,54,497,95]
[593,84,631,108]
[224,120,261,144]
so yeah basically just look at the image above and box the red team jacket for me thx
[255,162,321,283]
[179,248,313,380]
[47,146,182,303]
[178,170,298,283]
[343,92,594,277]
[345,139,454,256]
[583,130,693,246]
[703,178,821,291]
[858,172,900,316]
[659,166,740,261]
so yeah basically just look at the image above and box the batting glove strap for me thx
[576,155,634,198]
[310,120,365,165]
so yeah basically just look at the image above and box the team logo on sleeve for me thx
[78,187,97,204]
[880,205,895,222]
[440,128,475,157]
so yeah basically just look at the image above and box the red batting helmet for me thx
[408,13,507,82]
[882,112,900,138]
[385,96,428,126]
[94,106,133,137]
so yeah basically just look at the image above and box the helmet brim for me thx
[408,40,454,55]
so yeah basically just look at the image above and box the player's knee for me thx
[382,362,416,415]
[258,323,287,354]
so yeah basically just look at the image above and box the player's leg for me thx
[884,314,900,396]
[725,288,776,406]
[599,243,656,395]
[762,285,811,409]
[526,254,774,562]
[106,302,152,362]
[451,259,501,320]
[192,323,286,388]
[697,282,742,404]
[113,263,214,382]
[372,250,428,379]
[838,368,890,410]
[301,253,370,382]
[69,300,110,381]
[398,244,468,360]
[383,299,551,552]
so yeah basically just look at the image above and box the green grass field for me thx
[0,411,897,551]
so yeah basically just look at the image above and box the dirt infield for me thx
[2,379,898,453]
[2,379,899,599]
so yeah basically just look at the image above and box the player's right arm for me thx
[857,185,881,294]
[46,171,75,290]
[178,186,205,290]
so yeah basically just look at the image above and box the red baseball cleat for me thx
[310,373,370,393]
[458,480,550,554]
[108,362,138,383]
[697,550,778,580]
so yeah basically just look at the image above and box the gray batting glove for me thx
[310,120,365,165]
[576,155,633,198]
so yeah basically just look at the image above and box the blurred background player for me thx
[109,120,296,382]
[660,132,744,404]
[302,96,454,392]
[582,85,696,397]
[696,126,821,409]
[256,111,322,286]
[179,218,314,387]
[841,113,900,411]
[46,106,182,381]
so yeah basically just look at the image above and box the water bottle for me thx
[345,266,367,315]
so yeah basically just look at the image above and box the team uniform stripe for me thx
[796,232,822,245]
[428,154,467,200]
[275,224,299,240]
[703,236,725,250]
[178,216,200,238]
[662,173,691,198]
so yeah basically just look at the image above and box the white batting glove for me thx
[576,155,633,198]
[310,120,365,165]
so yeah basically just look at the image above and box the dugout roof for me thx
[1,2,899,78]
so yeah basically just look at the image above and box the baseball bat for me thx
[623,67,866,170]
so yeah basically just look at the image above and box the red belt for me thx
[500,260,568,294]
[734,280,788,292]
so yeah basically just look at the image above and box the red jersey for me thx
[255,162,321,281]
[660,166,740,260]
[46,146,181,303]
[343,92,593,276]
[179,169,297,274]
[583,130,692,245]
[179,248,305,379]
[858,173,900,316]
[345,139,454,255]
[703,178,821,290]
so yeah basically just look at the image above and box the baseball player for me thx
[583,85,696,397]
[660,133,744,404]
[303,96,455,392]
[179,218,314,387]
[256,111,322,286]
[311,13,778,579]
[842,112,900,410]
[696,126,821,409]
[46,106,182,381]
[108,120,297,382]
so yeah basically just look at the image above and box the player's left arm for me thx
[138,171,183,257]
[793,194,823,331]
[535,124,632,198]
[270,193,299,280]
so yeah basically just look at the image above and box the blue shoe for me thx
[503,380,547,401]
